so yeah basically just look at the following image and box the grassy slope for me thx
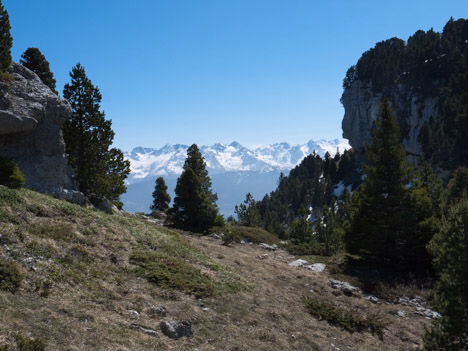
[0,187,432,350]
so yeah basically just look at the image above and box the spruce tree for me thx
[0,0,12,71]
[151,176,171,212]
[170,144,220,232]
[346,98,435,272]
[20,47,57,93]
[424,195,468,350]
[235,192,262,227]
[62,63,130,207]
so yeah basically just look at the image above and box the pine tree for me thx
[151,177,171,212]
[0,0,12,71]
[62,63,130,207]
[20,47,57,93]
[170,144,221,232]
[235,192,262,227]
[424,196,468,350]
[346,98,435,272]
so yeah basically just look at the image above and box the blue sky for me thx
[4,0,467,151]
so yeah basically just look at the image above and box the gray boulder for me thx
[160,320,193,339]
[148,306,167,318]
[259,243,278,251]
[0,62,83,203]
[330,279,361,295]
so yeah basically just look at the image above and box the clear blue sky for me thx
[4,0,467,151]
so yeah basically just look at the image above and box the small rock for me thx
[127,310,140,318]
[160,320,193,339]
[259,243,278,251]
[416,307,442,320]
[210,233,222,240]
[363,293,379,303]
[148,306,167,318]
[399,296,426,308]
[330,279,361,295]
[397,310,406,318]
[305,263,326,273]
[130,323,159,338]
[288,259,309,267]
[202,307,210,312]
[256,254,268,260]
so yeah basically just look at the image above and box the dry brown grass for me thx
[0,188,432,350]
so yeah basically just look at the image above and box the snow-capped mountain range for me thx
[125,139,350,184]
[121,139,349,216]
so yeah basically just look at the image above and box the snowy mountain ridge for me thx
[125,139,350,184]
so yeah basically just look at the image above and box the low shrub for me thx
[225,224,280,245]
[302,296,386,338]
[0,157,25,189]
[0,257,23,292]
[130,250,215,298]
[15,334,47,351]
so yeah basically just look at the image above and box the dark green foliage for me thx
[446,167,468,204]
[0,1,12,71]
[316,205,345,256]
[150,177,171,211]
[170,144,221,232]
[346,18,468,171]
[253,150,361,239]
[234,192,261,227]
[130,250,215,297]
[424,195,468,350]
[0,257,22,292]
[346,99,436,272]
[20,48,57,93]
[15,334,47,351]
[221,228,242,246]
[0,157,25,189]
[63,63,130,205]
[302,296,385,338]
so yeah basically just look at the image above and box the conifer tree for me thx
[20,47,57,93]
[62,63,130,207]
[346,98,435,271]
[0,0,12,71]
[150,176,171,212]
[170,144,221,232]
[424,195,468,350]
[235,192,262,227]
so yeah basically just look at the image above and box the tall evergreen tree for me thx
[0,0,12,71]
[424,195,468,350]
[235,192,262,227]
[346,98,435,272]
[151,176,171,212]
[62,63,130,207]
[20,47,57,93]
[170,144,221,232]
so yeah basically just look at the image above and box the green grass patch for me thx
[130,249,215,297]
[223,224,280,245]
[15,334,47,351]
[0,257,23,293]
[302,296,386,338]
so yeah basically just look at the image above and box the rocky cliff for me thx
[341,80,439,163]
[0,62,83,202]
[341,18,467,170]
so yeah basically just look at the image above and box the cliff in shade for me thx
[341,80,438,163]
[341,18,468,172]
[0,62,83,203]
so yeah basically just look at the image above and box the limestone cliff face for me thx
[0,62,83,202]
[341,80,439,163]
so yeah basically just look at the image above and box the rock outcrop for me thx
[0,62,83,203]
[341,80,439,164]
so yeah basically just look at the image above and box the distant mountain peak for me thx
[125,139,350,184]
